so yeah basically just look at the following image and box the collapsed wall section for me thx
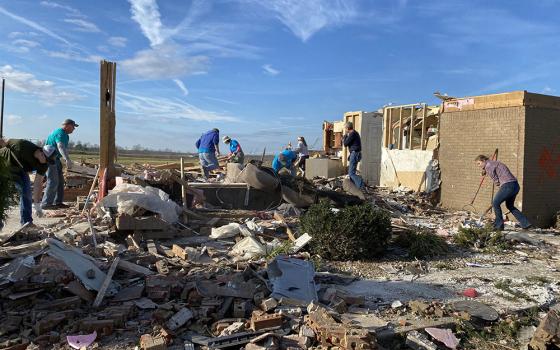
[380,149,433,191]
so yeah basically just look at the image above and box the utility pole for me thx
[1,78,5,138]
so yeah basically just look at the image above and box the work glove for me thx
[33,203,44,218]
[66,159,74,170]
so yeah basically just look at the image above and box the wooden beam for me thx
[93,256,120,308]
[383,109,389,148]
[99,60,117,185]
[180,157,187,208]
[409,106,415,150]
[421,103,427,150]
[398,107,404,150]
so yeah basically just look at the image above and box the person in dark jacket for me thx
[0,139,56,229]
[342,122,363,188]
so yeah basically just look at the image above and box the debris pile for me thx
[1,160,559,350]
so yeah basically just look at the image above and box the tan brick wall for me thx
[439,107,526,219]
[521,107,560,227]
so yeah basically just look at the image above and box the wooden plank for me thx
[180,157,187,208]
[117,259,154,276]
[421,104,427,150]
[398,107,403,150]
[409,106,415,150]
[273,211,296,242]
[93,256,120,307]
[172,244,187,260]
[146,240,158,255]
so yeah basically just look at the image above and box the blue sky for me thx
[1,0,559,154]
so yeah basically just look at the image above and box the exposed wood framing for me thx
[398,107,403,150]
[409,106,415,150]
[421,104,427,150]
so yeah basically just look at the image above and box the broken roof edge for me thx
[442,90,560,112]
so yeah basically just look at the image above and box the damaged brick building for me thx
[324,90,560,228]
[439,91,560,228]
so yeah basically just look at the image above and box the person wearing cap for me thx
[222,136,244,164]
[272,148,298,176]
[0,139,56,229]
[195,128,220,178]
[42,119,78,209]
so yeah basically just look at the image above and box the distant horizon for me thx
[1,0,559,153]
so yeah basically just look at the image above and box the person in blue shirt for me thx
[272,149,297,176]
[42,119,78,210]
[222,136,244,164]
[195,128,220,178]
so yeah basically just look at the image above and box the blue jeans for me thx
[42,158,64,207]
[493,181,531,229]
[348,151,364,189]
[14,169,33,225]
[199,152,219,178]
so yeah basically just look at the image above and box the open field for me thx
[71,151,275,167]
[71,151,198,166]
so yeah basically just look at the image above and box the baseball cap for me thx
[42,145,56,164]
[62,119,79,127]
[222,136,231,143]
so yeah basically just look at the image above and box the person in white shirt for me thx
[294,136,309,172]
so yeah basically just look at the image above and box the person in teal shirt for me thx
[222,136,244,164]
[42,119,78,209]
[272,149,297,176]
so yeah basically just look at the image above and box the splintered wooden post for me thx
[180,157,187,208]
[99,60,117,197]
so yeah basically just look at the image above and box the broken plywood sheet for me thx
[46,238,119,294]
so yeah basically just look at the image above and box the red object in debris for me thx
[462,288,478,298]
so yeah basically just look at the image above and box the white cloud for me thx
[12,39,40,48]
[40,1,84,17]
[7,39,41,53]
[45,50,102,63]
[246,0,359,42]
[0,5,70,45]
[119,91,238,122]
[0,65,81,105]
[262,64,280,76]
[8,31,25,39]
[128,0,166,46]
[7,114,23,126]
[173,79,189,96]
[543,86,556,94]
[108,36,127,47]
[121,44,208,79]
[64,18,101,32]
